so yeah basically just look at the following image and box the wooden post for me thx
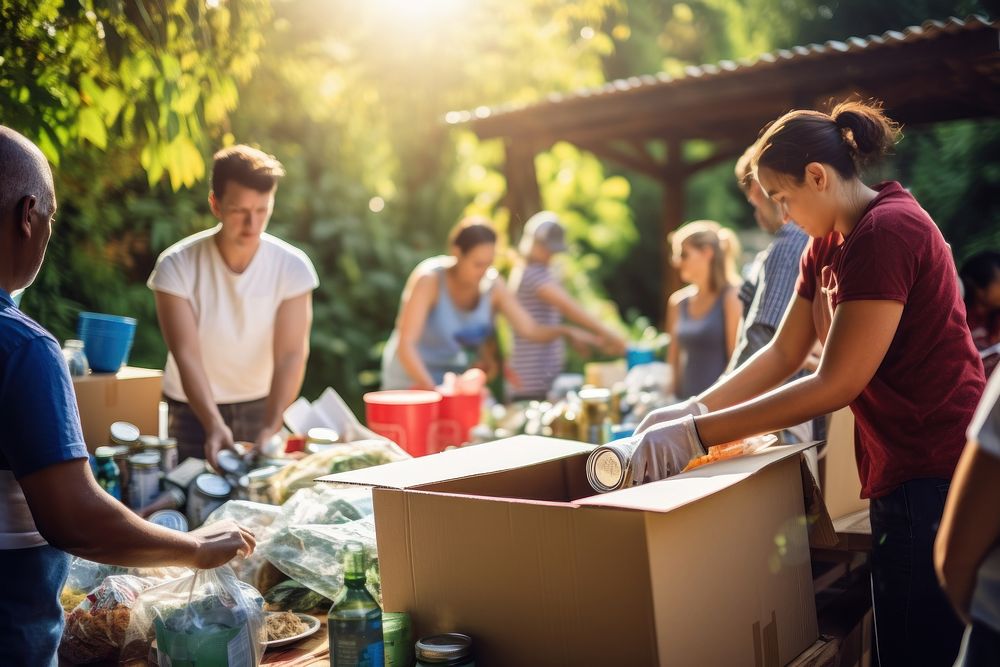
[502,139,542,244]
[660,136,685,329]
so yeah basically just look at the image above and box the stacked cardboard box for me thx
[72,366,162,452]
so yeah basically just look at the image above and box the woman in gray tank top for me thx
[381,217,600,391]
[666,220,743,398]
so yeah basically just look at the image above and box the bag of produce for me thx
[263,579,332,613]
[268,439,407,502]
[122,565,265,666]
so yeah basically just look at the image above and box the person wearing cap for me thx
[381,216,600,391]
[148,145,319,470]
[0,125,255,665]
[508,212,627,400]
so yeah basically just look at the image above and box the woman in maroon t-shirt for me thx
[632,101,985,666]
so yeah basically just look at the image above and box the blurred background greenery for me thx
[2,0,997,410]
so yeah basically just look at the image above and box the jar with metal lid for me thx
[306,427,340,454]
[93,446,122,501]
[109,421,141,449]
[382,611,413,667]
[237,465,280,505]
[415,633,475,666]
[109,445,133,504]
[127,452,162,509]
[139,435,179,472]
[578,387,612,444]
[186,473,232,529]
[61,339,90,376]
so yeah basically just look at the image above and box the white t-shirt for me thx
[147,225,319,404]
[967,368,1000,633]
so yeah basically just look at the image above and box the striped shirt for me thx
[730,222,810,370]
[510,263,564,399]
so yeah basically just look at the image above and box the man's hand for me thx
[600,332,628,357]
[635,397,708,434]
[629,415,706,485]
[189,519,256,570]
[566,327,600,356]
[204,423,235,471]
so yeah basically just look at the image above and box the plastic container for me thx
[77,312,137,372]
[625,344,657,369]
[61,339,90,376]
[435,392,482,451]
[364,390,441,457]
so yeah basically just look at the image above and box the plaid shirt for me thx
[730,222,810,370]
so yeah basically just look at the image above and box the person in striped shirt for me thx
[507,212,626,400]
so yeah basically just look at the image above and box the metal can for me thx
[585,437,639,493]
[139,435,179,472]
[415,633,475,666]
[237,465,280,505]
[148,509,189,532]
[93,446,122,501]
[186,473,232,529]
[306,427,340,454]
[109,445,133,505]
[127,452,162,509]
[383,611,413,667]
[109,421,141,448]
[578,387,612,444]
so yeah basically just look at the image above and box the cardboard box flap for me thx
[318,435,593,489]
[576,441,817,513]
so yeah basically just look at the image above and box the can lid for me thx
[194,473,232,498]
[160,437,177,447]
[139,435,160,448]
[216,450,248,475]
[148,510,189,532]
[306,427,339,445]
[245,465,280,482]
[109,445,131,458]
[109,421,141,446]
[94,446,116,459]
[415,633,473,661]
[578,387,611,402]
[591,448,625,489]
[129,452,161,468]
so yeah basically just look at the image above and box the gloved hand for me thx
[629,414,706,485]
[634,396,708,435]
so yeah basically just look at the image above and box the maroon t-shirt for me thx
[796,182,986,498]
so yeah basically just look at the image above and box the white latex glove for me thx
[635,396,707,435]
[629,415,706,485]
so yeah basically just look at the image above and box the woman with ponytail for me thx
[632,101,985,665]
[666,220,742,398]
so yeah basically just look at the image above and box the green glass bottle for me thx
[329,543,384,666]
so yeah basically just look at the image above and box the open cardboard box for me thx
[323,436,825,666]
[72,366,162,453]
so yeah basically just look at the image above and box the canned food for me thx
[415,633,475,666]
[148,509,189,532]
[585,437,639,493]
[110,421,141,448]
[128,452,162,509]
[110,445,132,504]
[139,435,179,472]
[216,449,249,477]
[238,465,280,505]
[186,473,232,529]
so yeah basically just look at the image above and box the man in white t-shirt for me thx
[148,145,318,468]
[936,366,1000,666]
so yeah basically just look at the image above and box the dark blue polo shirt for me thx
[0,288,89,665]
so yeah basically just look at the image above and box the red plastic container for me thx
[436,392,483,451]
[363,390,442,457]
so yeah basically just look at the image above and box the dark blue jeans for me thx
[0,544,71,666]
[869,478,963,666]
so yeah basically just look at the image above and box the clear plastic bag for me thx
[268,439,407,502]
[59,565,189,664]
[259,517,377,602]
[122,565,265,666]
[203,501,284,591]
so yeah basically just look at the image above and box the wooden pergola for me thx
[448,16,1000,307]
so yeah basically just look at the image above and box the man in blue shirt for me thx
[0,126,257,665]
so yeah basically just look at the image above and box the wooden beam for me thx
[575,139,666,180]
[661,136,685,331]
[502,139,542,242]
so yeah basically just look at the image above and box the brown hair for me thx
[447,216,497,254]
[753,100,901,183]
[671,220,742,292]
[734,141,757,193]
[211,145,285,198]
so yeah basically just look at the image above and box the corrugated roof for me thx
[447,15,998,130]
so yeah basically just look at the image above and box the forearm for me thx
[935,445,1000,622]
[172,350,225,431]
[43,479,199,568]
[398,342,435,389]
[260,350,308,435]
[695,373,848,447]
[699,343,800,412]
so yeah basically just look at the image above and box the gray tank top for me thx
[381,257,495,390]
[675,290,729,398]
